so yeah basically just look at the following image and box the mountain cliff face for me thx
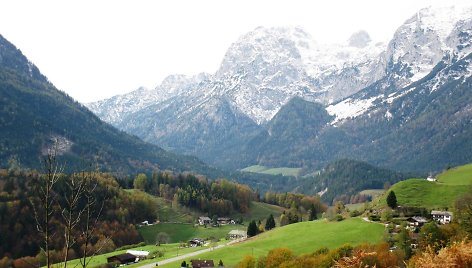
[0,34,220,176]
[87,6,472,173]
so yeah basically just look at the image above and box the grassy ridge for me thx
[241,165,302,177]
[382,164,472,209]
[159,218,385,267]
[388,179,467,209]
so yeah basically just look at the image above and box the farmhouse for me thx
[431,210,453,224]
[198,216,211,225]
[407,216,428,229]
[426,176,437,182]
[107,253,137,265]
[228,229,247,239]
[189,238,205,247]
[217,217,234,225]
[191,259,214,268]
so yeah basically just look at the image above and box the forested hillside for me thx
[299,159,412,204]
[0,34,220,176]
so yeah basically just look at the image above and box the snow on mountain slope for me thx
[327,5,472,123]
[88,25,387,125]
[86,73,210,124]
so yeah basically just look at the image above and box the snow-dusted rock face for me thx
[385,6,472,88]
[213,26,386,124]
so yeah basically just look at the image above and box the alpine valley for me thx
[88,6,472,177]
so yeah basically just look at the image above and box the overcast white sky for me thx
[0,0,469,103]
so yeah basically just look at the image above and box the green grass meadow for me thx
[138,223,240,244]
[159,218,385,268]
[241,165,302,177]
[234,201,285,222]
[138,201,284,244]
[359,189,385,199]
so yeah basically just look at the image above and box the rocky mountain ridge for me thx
[86,5,472,172]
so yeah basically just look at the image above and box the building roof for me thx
[126,250,149,257]
[107,253,136,263]
[199,216,211,221]
[408,216,428,223]
[191,259,214,268]
[431,210,453,216]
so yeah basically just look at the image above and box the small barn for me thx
[107,253,137,265]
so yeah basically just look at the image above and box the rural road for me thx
[139,239,244,268]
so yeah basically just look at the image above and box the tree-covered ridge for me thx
[299,159,412,204]
[130,171,257,215]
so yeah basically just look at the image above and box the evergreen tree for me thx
[218,260,224,267]
[247,220,258,237]
[386,191,397,209]
[181,261,187,268]
[309,204,317,221]
[265,214,276,230]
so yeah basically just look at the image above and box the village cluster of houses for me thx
[385,210,453,250]
[407,210,453,228]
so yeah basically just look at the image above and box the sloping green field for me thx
[241,165,302,177]
[138,201,285,244]
[159,218,384,267]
